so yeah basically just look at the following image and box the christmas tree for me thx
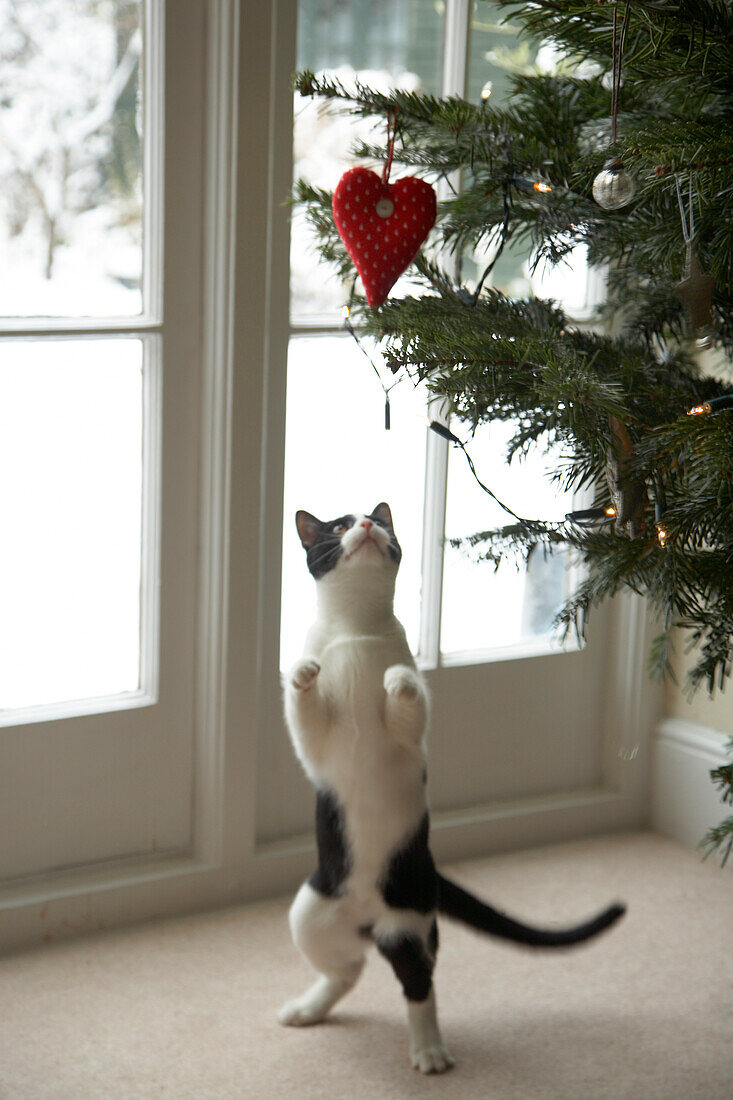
[292,0,733,860]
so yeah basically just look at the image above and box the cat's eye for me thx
[332,523,348,535]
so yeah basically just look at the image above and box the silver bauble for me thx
[592,156,636,210]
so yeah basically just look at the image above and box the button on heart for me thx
[332,167,437,308]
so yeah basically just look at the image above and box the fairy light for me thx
[565,506,616,526]
[657,526,668,548]
[481,81,493,101]
[687,395,733,416]
[512,177,552,196]
[341,304,351,320]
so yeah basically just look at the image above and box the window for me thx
[280,0,580,671]
[0,0,161,720]
[0,0,646,942]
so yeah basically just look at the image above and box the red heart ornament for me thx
[332,167,437,308]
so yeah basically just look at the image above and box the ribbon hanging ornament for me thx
[592,1,636,211]
[332,110,437,308]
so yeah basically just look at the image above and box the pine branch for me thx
[700,739,733,863]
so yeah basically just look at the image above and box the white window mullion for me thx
[417,0,471,666]
[442,0,472,96]
[143,0,165,324]
[417,400,449,667]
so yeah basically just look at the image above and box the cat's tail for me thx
[436,873,625,948]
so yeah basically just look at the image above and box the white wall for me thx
[651,630,733,858]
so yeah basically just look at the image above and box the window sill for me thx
[0,688,157,729]
[417,632,583,672]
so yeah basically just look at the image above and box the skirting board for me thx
[253,785,644,900]
[651,718,731,857]
[0,785,639,956]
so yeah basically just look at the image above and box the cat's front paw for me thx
[289,659,321,692]
[384,665,420,701]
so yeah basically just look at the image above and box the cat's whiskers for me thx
[307,541,342,571]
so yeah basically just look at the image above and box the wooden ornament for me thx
[675,246,714,340]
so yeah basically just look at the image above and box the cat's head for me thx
[295,502,402,582]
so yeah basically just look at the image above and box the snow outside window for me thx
[0,0,159,719]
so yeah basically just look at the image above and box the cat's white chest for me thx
[315,633,421,777]
[304,633,428,888]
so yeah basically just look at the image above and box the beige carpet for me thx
[1,832,731,1099]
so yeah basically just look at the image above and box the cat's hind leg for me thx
[374,910,454,1074]
[278,881,367,1027]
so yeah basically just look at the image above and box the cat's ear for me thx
[295,510,321,549]
[371,502,393,528]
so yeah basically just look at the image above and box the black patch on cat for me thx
[369,507,402,567]
[427,917,438,959]
[377,933,434,1002]
[303,515,355,580]
[379,813,437,914]
[308,788,350,897]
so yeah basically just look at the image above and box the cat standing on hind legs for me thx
[279,502,625,1074]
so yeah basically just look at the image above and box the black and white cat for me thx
[279,503,624,1074]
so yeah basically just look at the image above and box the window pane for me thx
[280,335,426,670]
[529,243,591,317]
[467,1,532,104]
[292,0,444,321]
[463,3,540,300]
[0,1,144,318]
[0,339,145,710]
[440,420,574,657]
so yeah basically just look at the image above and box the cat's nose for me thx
[360,519,373,532]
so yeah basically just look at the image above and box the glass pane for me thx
[292,0,444,321]
[0,1,144,317]
[467,1,524,104]
[529,242,591,316]
[463,3,540,299]
[280,335,427,670]
[0,339,145,710]
[440,420,574,657]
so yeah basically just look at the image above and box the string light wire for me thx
[342,304,400,429]
[428,420,529,523]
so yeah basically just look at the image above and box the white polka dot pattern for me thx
[332,167,437,308]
